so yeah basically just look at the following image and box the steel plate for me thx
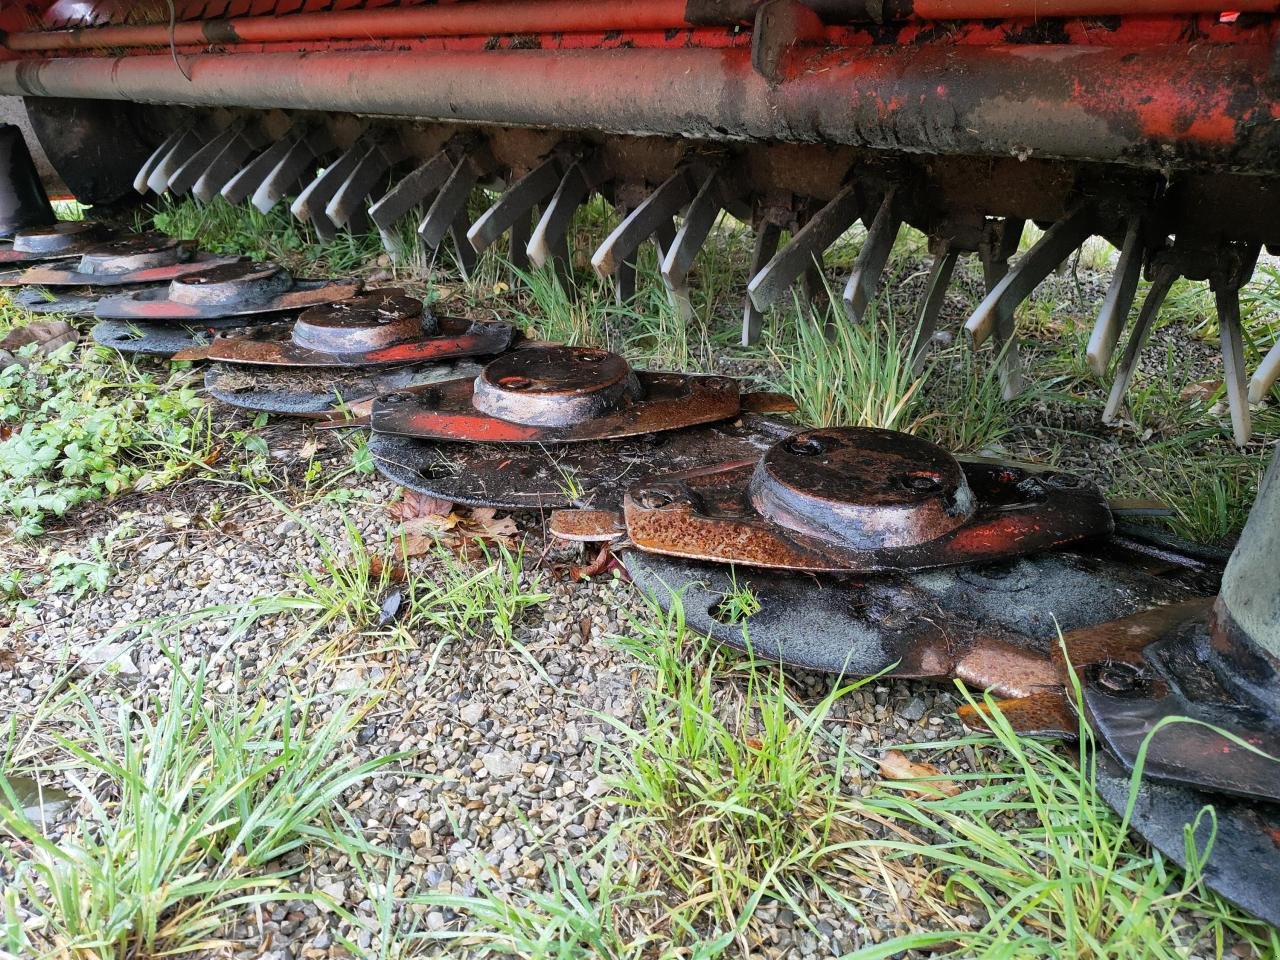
[206,359,484,417]
[1094,750,1280,927]
[371,410,797,510]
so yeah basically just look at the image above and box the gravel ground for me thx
[2,414,975,958]
[1,250,1273,958]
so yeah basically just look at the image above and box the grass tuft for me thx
[0,652,402,959]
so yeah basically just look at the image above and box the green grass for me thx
[603,595,872,948]
[418,835,663,959]
[767,293,927,432]
[410,596,1277,959]
[0,650,403,959]
[285,509,548,648]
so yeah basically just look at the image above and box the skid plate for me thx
[622,548,1200,702]
[205,359,483,418]
[371,409,797,510]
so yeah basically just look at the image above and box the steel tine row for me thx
[134,128,189,195]
[1102,257,1179,426]
[661,169,734,324]
[468,155,563,259]
[529,160,596,284]
[255,125,336,216]
[291,139,368,242]
[911,245,959,374]
[142,128,206,196]
[965,206,1095,399]
[747,183,859,316]
[369,150,456,254]
[592,168,692,281]
[843,186,902,324]
[1087,217,1145,376]
[167,123,246,197]
[327,134,409,231]
[193,126,263,203]
[220,129,298,206]
[740,219,783,345]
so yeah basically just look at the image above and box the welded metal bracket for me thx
[751,0,825,83]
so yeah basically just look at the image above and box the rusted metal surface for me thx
[205,359,484,419]
[0,218,110,263]
[371,346,743,444]
[3,233,237,287]
[621,545,1206,686]
[175,290,515,367]
[93,261,360,321]
[90,316,261,357]
[370,408,796,510]
[2,37,1277,176]
[623,428,1113,573]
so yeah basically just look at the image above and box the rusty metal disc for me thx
[91,317,263,358]
[1093,751,1280,928]
[622,546,1199,688]
[93,261,361,321]
[371,408,796,510]
[0,220,114,264]
[751,428,975,551]
[5,232,239,288]
[174,289,515,367]
[205,359,484,418]
[623,427,1114,573]
[370,345,742,444]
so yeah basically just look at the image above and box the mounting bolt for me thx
[1095,660,1145,695]
[637,489,676,509]
[784,435,826,457]
[902,471,944,493]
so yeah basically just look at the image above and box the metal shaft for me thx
[1222,447,1280,660]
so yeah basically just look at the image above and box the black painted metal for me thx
[91,316,258,357]
[623,547,1199,681]
[205,359,484,417]
[370,411,796,510]
[0,124,56,238]
[1093,750,1280,927]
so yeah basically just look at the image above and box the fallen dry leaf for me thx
[394,506,519,559]
[391,490,454,522]
[368,554,408,583]
[879,750,960,798]
[1179,379,1221,405]
[398,513,462,557]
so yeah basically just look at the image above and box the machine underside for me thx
[2,1,1280,433]
[1,0,1278,934]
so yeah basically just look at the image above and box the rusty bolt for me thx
[1095,660,1145,695]
[637,488,677,509]
[901,471,944,493]
[784,435,826,457]
[1046,473,1084,489]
